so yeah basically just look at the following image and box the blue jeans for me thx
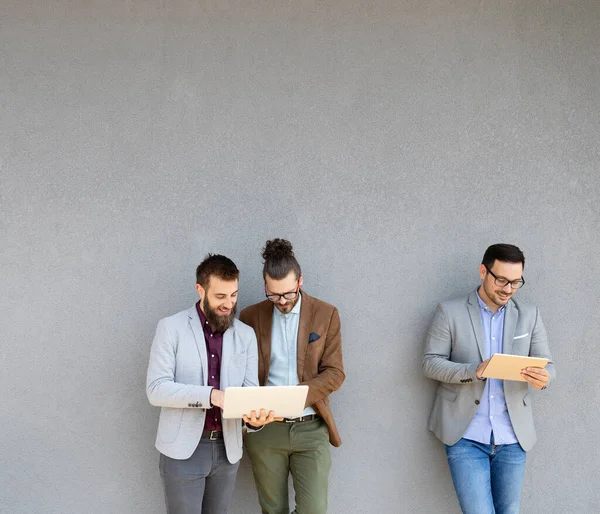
[445,438,526,514]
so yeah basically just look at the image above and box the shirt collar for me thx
[475,288,506,314]
[273,292,302,317]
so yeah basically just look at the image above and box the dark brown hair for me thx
[262,239,301,280]
[196,254,239,288]
[482,244,525,269]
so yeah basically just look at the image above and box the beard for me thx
[203,296,237,332]
[481,282,512,307]
[274,295,300,314]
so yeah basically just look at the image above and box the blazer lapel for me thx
[502,300,518,355]
[188,306,209,384]
[296,290,313,381]
[258,301,273,385]
[467,291,486,361]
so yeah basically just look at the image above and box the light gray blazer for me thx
[422,290,555,451]
[146,305,258,462]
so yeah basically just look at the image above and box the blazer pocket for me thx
[437,385,458,402]
[157,407,183,443]
[514,333,530,340]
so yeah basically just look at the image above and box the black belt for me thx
[202,430,224,440]
[282,414,320,423]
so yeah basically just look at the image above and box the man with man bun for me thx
[240,239,345,514]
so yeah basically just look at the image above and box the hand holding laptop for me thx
[242,409,283,427]
[222,385,309,420]
[210,389,281,427]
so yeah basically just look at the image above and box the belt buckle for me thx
[209,430,219,440]
[284,417,297,423]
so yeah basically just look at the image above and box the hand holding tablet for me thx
[480,353,549,382]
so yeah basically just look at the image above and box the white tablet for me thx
[222,385,309,419]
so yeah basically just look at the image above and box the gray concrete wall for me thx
[1,0,599,512]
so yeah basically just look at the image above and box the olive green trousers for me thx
[244,418,331,514]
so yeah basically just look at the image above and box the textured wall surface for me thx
[1,1,599,513]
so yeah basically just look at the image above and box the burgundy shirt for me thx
[196,302,223,432]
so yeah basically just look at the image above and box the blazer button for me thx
[188,403,192,407]
[475,400,480,405]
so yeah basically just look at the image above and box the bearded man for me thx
[146,254,275,514]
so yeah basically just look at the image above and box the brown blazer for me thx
[239,290,345,447]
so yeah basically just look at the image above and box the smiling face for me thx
[196,276,238,332]
[265,271,303,314]
[478,260,524,312]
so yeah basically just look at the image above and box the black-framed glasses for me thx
[265,282,300,302]
[485,265,525,289]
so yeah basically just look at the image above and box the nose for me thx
[501,282,512,292]
[223,299,233,309]
[278,296,287,305]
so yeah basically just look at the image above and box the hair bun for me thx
[262,238,294,261]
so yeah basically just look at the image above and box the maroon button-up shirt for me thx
[196,302,223,432]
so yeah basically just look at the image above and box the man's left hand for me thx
[521,367,549,390]
[243,409,283,427]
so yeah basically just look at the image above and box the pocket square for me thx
[513,333,530,340]
[308,332,321,343]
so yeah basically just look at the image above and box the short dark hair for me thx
[196,254,239,288]
[262,239,301,280]
[482,244,525,269]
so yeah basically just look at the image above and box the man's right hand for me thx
[476,358,491,379]
[243,409,283,427]
[210,389,225,409]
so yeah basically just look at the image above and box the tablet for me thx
[481,353,549,381]
[222,385,309,419]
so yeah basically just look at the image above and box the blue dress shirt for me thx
[268,294,315,416]
[462,290,518,445]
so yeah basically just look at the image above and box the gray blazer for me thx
[146,305,259,462]
[422,290,555,451]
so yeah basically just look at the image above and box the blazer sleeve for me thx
[529,308,556,387]
[422,303,479,384]
[146,319,213,409]
[301,307,345,407]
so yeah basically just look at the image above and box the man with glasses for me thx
[240,238,345,514]
[423,244,555,514]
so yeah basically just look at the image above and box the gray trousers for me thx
[159,438,240,514]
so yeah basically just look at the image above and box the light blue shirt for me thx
[268,294,315,416]
[462,290,518,445]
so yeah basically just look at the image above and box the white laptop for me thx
[222,385,309,419]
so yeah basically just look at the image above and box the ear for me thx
[298,275,304,288]
[478,264,487,281]
[196,283,205,300]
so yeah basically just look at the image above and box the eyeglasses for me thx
[485,266,525,289]
[265,282,300,302]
